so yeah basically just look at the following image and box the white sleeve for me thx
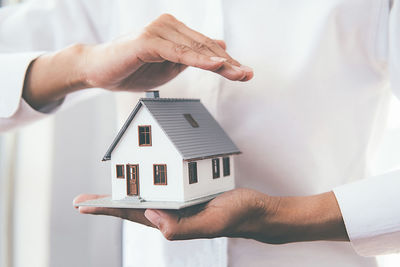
[333,171,400,257]
[0,0,111,132]
[332,0,400,257]
[0,52,43,117]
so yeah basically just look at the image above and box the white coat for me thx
[1,0,400,266]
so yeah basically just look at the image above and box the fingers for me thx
[139,13,253,81]
[73,194,155,227]
[148,38,235,78]
[144,206,225,240]
[73,194,124,216]
[175,22,238,65]
[146,37,250,81]
[73,194,108,208]
[142,189,257,241]
[170,19,253,81]
[214,40,227,50]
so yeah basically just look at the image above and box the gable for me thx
[102,101,143,161]
[103,98,241,161]
[111,106,181,161]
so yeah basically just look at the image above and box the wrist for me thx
[63,43,92,91]
[23,43,89,110]
[267,192,349,243]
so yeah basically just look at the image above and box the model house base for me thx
[76,91,241,209]
[76,192,223,210]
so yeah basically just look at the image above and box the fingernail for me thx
[210,56,227,63]
[239,65,253,72]
[72,197,80,207]
[231,65,244,73]
[145,209,162,227]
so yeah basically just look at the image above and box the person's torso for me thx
[110,0,391,266]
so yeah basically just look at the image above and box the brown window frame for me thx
[188,162,198,184]
[138,125,152,146]
[212,158,220,179]
[153,164,167,185]
[223,157,230,177]
[116,164,125,178]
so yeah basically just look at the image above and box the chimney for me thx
[145,90,160,98]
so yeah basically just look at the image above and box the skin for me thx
[22,14,253,110]
[73,189,348,243]
[21,12,348,244]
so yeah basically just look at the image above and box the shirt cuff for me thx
[0,99,50,132]
[0,52,44,118]
[333,170,400,257]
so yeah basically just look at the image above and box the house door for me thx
[126,164,139,196]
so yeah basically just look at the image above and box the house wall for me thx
[182,156,235,201]
[110,107,184,201]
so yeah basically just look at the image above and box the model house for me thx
[102,91,241,203]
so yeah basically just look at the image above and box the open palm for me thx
[74,188,275,242]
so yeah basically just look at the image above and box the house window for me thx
[183,114,199,128]
[153,164,167,185]
[212,158,220,179]
[223,157,230,176]
[138,125,152,146]
[188,162,198,184]
[116,165,125,178]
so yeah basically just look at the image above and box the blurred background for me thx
[1,0,400,267]
[0,2,123,267]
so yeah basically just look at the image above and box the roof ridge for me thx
[140,98,200,102]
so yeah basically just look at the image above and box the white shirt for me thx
[1,0,400,266]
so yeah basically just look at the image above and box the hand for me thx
[142,188,278,242]
[74,189,276,241]
[23,14,253,109]
[83,14,253,91]
[73,188,349,243]
[73,194,154,227]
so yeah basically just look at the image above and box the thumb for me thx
[144,208,219,240]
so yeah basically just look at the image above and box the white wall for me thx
[110,106,184,201]
[0,93,122,267]
[183,156,235,201]
[49,94,121,267]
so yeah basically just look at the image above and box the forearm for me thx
[21,14,252,111]
[75,188,348,244]
[22,44,89,110]
[260,191,349,244]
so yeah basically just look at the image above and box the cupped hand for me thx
[82,13,253,91]
[74,189,348,244]
[73,189,282,242]
[23,14,253,110]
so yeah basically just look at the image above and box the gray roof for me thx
[103,98,241,161]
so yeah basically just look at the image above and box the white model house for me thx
[102,91,241,203]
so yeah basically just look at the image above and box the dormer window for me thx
[138,125,152,146]
[183,114,199,128]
